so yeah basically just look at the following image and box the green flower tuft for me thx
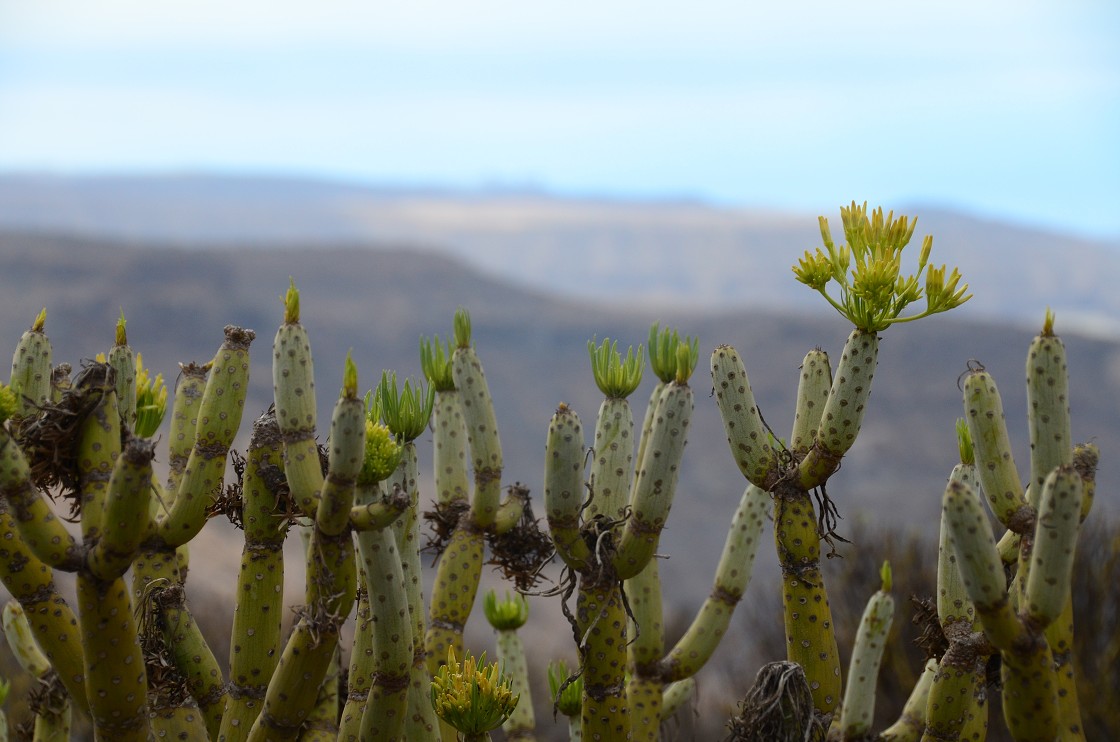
[793,202,971,332]
[282,277,300,324]
[453,307,472,349]
[377,371,435,443]
[955,417,974,466]
[546,659,582,717]
[358,418,403,486]
[134,353,168,438]
[648,323,699,384]
[588,337,644,399]
[420,335,456,392]
[483,590,530,631]
[430,647,519,735]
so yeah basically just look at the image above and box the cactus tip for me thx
[283,277,300,324]
[343,351,358,399]
[880,560,892,592]
[114,308,128,346]
[1042,307,1055,337]
[31,307,47,332]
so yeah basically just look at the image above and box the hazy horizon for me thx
[2,1,1117,240]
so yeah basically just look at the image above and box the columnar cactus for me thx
[713,203,970,723]
[946,312,1094,742]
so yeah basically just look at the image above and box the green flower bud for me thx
[483,590,529,631]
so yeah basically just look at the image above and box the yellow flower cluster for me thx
[358,419,402,486]
[792,202,970,332]
[430,647,519,735]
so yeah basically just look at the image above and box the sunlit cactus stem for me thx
[9,308,51,418]
[108,310,138,432]
[375,370,438,738]
[164,362,210,502]
[272,278,321,517]
[248,359,363,742]
[2,601,72,742]
[219,409,290,740]
[157,324,254,548]
[838,562,895,740]
[422,334,469,506]
[586,337,643,522]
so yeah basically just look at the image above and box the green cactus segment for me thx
[9,308,52,417]
[87,436,156,581]
[424,522,485,677]
[614,382,692,581]
[545,404,591,571]
[1072,442,1098,521]
[789,348,832,454]
[160,326,254,547]
[246,616,341,741]
[1000,642,1059,742]
[159,598,227,738]
[937,463,980,627]
[625,560,664,742]
[77,573,150,741]
[148,704,208,741]
[165,362,210,501]
[1024,466,1082,627]
[838,562,895,739]
[301,653,342,742]
[0,501,87,711]
[108,314,136,431]
[354,515,412,742]
[452,343,503,528]
[711,345,775,489]
[798,329,879,489]
[349,486,410,531]
[76,367,122,545]
[942,480,1022,651]
[316,390,365,538]
[431,381,470,506]
[486,593,536,740]
[588,397,635,523]
[577,578,629,740]
[772,483,841,715]
[961,369,1030,531]
[273,294,321,517]
[338,583,372,741]
[659,483,769,683]
[385,442,441,738]
[221,411,288,740]
[0,428,82,571]
[1026,318,1071,509]
[2,601,52,677]
[878,658,936,741]
[921,656,987,742]
[4,600,74,742]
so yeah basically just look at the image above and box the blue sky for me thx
[2,0,1118,239]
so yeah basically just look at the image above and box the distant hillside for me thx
[1,174,1118,338]
[1,230,1116,604]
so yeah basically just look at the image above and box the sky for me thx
[1,1,1118,239]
